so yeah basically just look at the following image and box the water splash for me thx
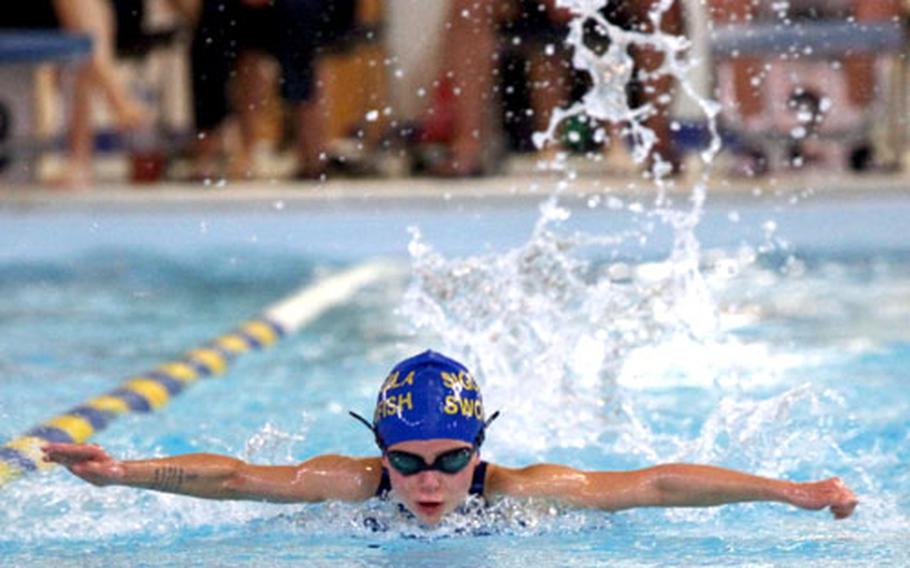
[396,2,890,498]
[274,495,610,539]
[0,475,609,546]
[399,1,729,426]
[535,0,722,177]
[401,195,726,452]
[242,419,310,465]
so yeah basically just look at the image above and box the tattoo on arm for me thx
[152,466,186,491]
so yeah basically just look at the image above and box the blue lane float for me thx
[0,262,393,486]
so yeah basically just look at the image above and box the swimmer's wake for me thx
[0,261,397,487]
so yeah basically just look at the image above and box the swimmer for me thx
[43,350,857,526]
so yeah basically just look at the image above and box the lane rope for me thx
[0,261,394,487]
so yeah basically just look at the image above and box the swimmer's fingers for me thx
[789,477,857,519]
[831,500,857,520]
[829,479,858,520]
[42,443,110,467]
[42,443,123,486]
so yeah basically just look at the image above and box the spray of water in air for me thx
[398,0,855,479]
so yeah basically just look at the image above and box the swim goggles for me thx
[386,447,474,476]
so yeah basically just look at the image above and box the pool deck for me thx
[2,156,909,211]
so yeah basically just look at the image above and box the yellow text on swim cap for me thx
[380,370,414,394]
[444,395,484,419]
[440,370,478,391]
[376,392,413,419]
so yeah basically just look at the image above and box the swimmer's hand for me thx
[786,477,858,520]
[42,443,125,486]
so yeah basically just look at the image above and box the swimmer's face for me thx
[383,438,480,525]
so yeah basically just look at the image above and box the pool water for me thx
[0,191,908,566]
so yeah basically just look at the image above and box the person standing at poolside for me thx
[0,0,150,187]
[188,0,356,180]
[422,0,684,177]
[44,350,857,526]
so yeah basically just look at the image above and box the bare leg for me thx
[191,129,223,180]
[232,51,273,178]
[50,0,151,186]
[53,0,149,130]
[56,64,95,187]
[293,94,327,178]
[436,0,497,175]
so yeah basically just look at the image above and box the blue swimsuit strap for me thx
[375,461,489,498]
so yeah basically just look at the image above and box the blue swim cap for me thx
[365,350,491,449]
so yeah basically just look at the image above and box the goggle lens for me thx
[387,447,474,476]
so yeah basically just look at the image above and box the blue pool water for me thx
[0,190,908,566]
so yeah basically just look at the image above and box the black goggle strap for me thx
[474,409,501,448]
[348,410,386,451]
[350,408,502,451]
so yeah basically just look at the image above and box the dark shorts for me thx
[0,1,59,30]
[191,0,354,130]
[500,0,641,46]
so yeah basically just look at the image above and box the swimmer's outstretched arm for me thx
[42,443,381,503]
[487,463,858,519]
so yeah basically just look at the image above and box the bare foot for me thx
[114,100,153,133]
[187,161,221,183]
[47,159,93,190]
[427,157,485,178]
[602,141,637,174]
[433,138,490,177]
[227,151,256,180]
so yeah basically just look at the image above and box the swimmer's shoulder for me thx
[483,462,524,497]
[483,462,585,498]
[295,454,384,502]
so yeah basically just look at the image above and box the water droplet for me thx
[606,197,623,210]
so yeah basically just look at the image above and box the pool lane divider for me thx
[0,261,395,487]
